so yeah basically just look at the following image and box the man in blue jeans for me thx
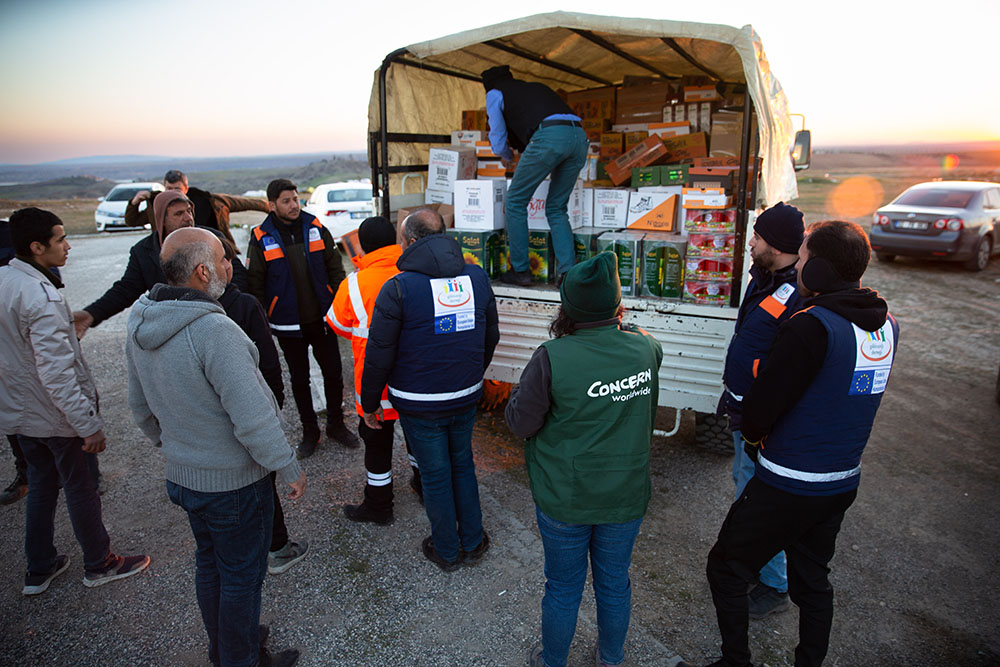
[482,65,589,286]
[361,209,499,572]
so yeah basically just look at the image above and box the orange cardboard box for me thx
[626,192,677,232]
[582,117,611,141]
[648,121,690,138]
[683,86,720,102]
[681,187,730,209]
[616,102,668,125]
[566,86,616,121]
[693,156,740,167]
[600,132,625,159]
[461,109,489,132]
[661,132,709,163]
[605,136,670,186]
[624,131,649,151]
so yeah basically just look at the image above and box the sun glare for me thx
[827,176,885,219]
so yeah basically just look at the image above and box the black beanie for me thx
[753,202,804,254]
[481,65,512,91]
[357,216,396,253]
[559,251,622,323]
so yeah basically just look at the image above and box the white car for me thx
[95,182,164,232]
[303,181,376,241]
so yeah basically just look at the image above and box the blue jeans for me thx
[398,406,483,563]
[732,429,787,593]
[18,435,113,575]
[167,476,273,667]
[506,125,589,275]
[535,507,643,667]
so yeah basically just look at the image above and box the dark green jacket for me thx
[510,321,663,524]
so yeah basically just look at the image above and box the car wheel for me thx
[964,236,992,271]
[876,252,896,263]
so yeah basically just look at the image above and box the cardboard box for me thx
[428,147,476,191]
[568,180,586,229]
[699,102,715,135]
[611,123,651,133]
[710,111,743,159]
[566,86,616,121]
[641,233,687,298]
[660,132,709,163]
[689,167,736,190]
[648,121,690,139]
[630,166,661,188]
[684,85,720,102]
[579,155,599,182]
[461,109,489,132]
[624,131,649,151]
[693,156,741,167]
[527,230,555,283]
[597,230,645,296]
[524,179,551,230]
[686,256,734,281]
[663,103,687,124]
[618,80,671,106]
[592,189,630,228]
[396,203,454,230]
[447,228,507,279]
[684,208,738,233]
[579,187,594,227]
[581,117,611,141]
[616,102,668,126]
[424,188,454,205]
[573,226,604,263]
[600,132,625,159]
[686,103,701,132]
[454,179,505,231]
[626,191,677,232]
[682,187,730,209]
[477,167,507,179]
[686,233,737,258]
[683,279,731,306]
[475,141,500,158]
[451,130,483,147]
[660,164,690,186]
[605,135,670,186]
[478,159,504,171]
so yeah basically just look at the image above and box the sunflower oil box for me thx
[573,227,604,264]
[446,229,507,279]
[428,147,477,191]
[597,230,645,297]
[527,230,554,283]
[641,233,687,298]
[453,179,505,231]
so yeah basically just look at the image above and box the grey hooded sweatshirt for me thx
[126,284,300,492]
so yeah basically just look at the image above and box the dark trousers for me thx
[706,476,857,667]
[8,434,26,474]
[277,321,344,431]
[18,435,114,574]
[268,472,288,552]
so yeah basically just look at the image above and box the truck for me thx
[365,11,811,448]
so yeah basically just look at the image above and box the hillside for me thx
[0,175,119,200]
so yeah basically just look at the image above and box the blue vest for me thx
[249,212,333,337]
[386,264,492,415]
[755,306,899,496]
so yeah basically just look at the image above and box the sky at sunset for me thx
[1,0,997,164]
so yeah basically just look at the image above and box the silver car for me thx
[869,180,1000,271]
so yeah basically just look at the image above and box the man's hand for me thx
[501,157,512,169]
[130,190,151,206]
[287,470,307,500]
[82,429,106,454]
[73,310,94,339]
[362,407,384,430]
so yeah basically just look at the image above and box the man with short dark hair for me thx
[127,226,304,667]
[706,220,900,667]
[361,208,499,571]
[247,179,356,457]
[0,207,150,595]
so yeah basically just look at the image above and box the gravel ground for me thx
[1,221,998,665]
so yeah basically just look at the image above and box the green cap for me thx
[559,251,622,323]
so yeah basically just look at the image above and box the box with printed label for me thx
[641,233,687,298]
[630,166,661,188]
[579,187,594,227]
[579,155,598,182]
[447,229,507,279]
[475,141,500,158]
[581,117,612,141]
[681,187,730,210]
[428,147,477,191]
[605,135,669,186]
[573,226,604,264]
[625,191,677,232]
[686,103,701,132]
[521,178,551,230]
[683,279,731,306]
[660,132,708,163]
[453,179,505,231]
[624,131,649,151]
[592,189,630,228]
[600,132,625,159]
[648,121,690,139]
[660,164,690,186]
[527,230,554,283]
[689,167,736,190]
[684,208,738,233]
[683,85,720,102]
[451,130,483,147]
[424,188,454,205]
[685,256,734,281]
[567,180,587,229]
[597,230,645,296]
[686,233,736,258]
[566,86,617,121]
[461,109,489,132]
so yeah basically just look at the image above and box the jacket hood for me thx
[806,287,888,331]
[353,243,402,271]
[129,284,225,350]
[396,234,465,278]
[153,190,192,245]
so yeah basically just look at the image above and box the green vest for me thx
[527,324,663,524]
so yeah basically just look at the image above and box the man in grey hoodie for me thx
[126,227,304,667]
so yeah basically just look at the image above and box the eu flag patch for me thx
[850,371,874,395]
[435,315,457,334]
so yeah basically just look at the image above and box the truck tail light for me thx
[935,217,963,231]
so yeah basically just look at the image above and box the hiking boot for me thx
[461,530,490,566]
[1,470,28,505]
[501,270,533,287]
[268,539,309,575]
[326,419,360,449]
[296,428,320,460]
[259,646,300,667]
[421,536,460,573]
[748,582,790,619]
[704,660,758,667]
[409,474,423,504]
[528,643,544,667]
[23,554,70,595]
[83,553,150,588]
[343,502,393,525]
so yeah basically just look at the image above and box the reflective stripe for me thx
[725,384,743,402]
[356,393,393,411]
[408,454,419,469]
[325,309,351,336]
[758,453,861,482]
[347,273,368,329]
[367,470,392,486]
[269,322,300,332]
[388,380,483,402]
[352,326,369,339]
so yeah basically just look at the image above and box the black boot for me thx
[0,470,28,505]
[297,424,321,460]
[326,414,360,449]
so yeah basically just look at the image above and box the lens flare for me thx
[826,176,885,219]
[942,154,960,171]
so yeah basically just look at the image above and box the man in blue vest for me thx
[482,65,589,286]
[705,220,900,667]
[247,179,357,458]
[360,208,499,572]
[718,202,805,619]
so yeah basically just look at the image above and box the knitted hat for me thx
[357,216,396,253]
[559,251,622,323]
[481,65,513,91]
[753,202,804,254]
[153,190,192,244]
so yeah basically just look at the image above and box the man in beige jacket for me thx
[0,207,150,595]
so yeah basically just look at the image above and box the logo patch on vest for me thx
[262,236,279,251]
[849,322,895,395]
[587,369,654,401]
[430,276,475,334]
[308,227,321,243]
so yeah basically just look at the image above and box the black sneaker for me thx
[83,553,150,588]
[297,429,320,460]
[421,536,460,573]
[409,475,423,504]
[0,471,28,505]
[461,530,490,566]
[501,270,533,287]
[748,582,790,619]
[23,554,70,595]
[343,502,393,525]
[259,646,300,667]
[326,420,360,448]
[704,660,758,667]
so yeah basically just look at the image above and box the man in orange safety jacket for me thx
[325,216,421,524]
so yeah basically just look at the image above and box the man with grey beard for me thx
[126,227,304,666]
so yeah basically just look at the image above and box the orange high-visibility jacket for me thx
[325,244,403,418]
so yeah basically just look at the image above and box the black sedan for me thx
[869,180,1000,271]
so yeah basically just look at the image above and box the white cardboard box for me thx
[451,130,482,147]
[568,180,587,229]
[526,179,551,230]
[580,187,594,228]
[424,188,454,205]
[454,179,506,230]
[626,190,678,230]
[593,189,631,228]
[428,147,476,191]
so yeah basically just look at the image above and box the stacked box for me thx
[527,230,554,283]
[631,166,660,188]
[624,131,649,151]
[683,279,732,306]
[424,188,453,205]
[579,187,594,227]
[681,187,730,210]
[648,121,690,138]
[660,132,709,162]
[600,133,624,159]
[573,227,604,264]
[428,147,476,191]
[686,233,737,258]
[461,109,489,132]
[625,190,678,232]
[641,233,687,298]
[685,256,734,281]
[453,179,505,231]
[566,86,617,128]
[660,164,690,186]
[597,230,645,296]
[684,208,738,233]
[451,130,482,147]
[592,189,630,228]
[605,135,669,186]
[616,81,671,125]
[447,229,507,279]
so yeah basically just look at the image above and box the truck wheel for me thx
[695,412,733,455]
[964,236,992,271]
[875,252,895,263]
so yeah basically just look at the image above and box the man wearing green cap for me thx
[505,252,664,667]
